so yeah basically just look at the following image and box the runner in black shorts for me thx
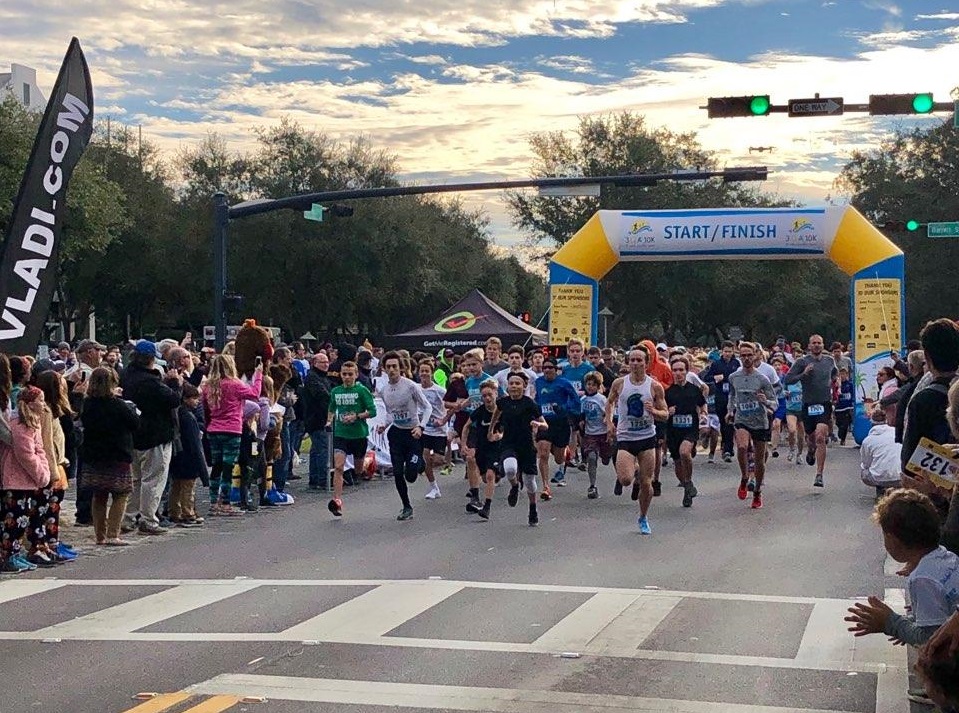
[665,356,706,507]
[534,357,580,501]
[784,334,839,488]
[490,372,548,525]
[462,381,502,520]
[727,342,777,509]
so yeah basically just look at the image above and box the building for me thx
[0,63,47,112]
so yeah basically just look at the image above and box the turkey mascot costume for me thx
[232,320,292,505]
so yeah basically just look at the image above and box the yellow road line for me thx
[181,695,243,713]
[123,693,191,713]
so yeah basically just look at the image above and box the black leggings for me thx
[835,409,853,442]
[388,427,419,509]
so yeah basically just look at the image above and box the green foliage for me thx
[834,121,959,331]
[0,105,546,344]
[506,112,850,346]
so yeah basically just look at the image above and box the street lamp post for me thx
[598,306,614,348]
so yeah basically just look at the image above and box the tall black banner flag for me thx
[0,37,94,355]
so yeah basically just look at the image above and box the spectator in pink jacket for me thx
[202,355,263,514]
[1,386,54,570]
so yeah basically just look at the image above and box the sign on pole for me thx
[928,222,959,238]
[787,97,844,117]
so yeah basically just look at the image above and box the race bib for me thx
[906,438,959,489]
[722,382,730,394]
[542,403,555,416]
[672,414,693,428]
[807,404,825,416]
[393,409,412,425]
[739,400,760,413]
[706,395,715,406]
[251,441,259,456]
[628,416,651,432]
[788,392,802,406]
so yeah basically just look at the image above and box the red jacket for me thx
[0,415,51,490]
[641,340,673,387]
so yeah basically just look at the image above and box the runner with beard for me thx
[784,334,838,488]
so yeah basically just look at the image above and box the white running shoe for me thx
[425,485,441,500]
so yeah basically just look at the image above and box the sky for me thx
[2,0,958,249]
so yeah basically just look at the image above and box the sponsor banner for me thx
[853,278,902,363]
[549,284,592,345]
[609,208,831,258]
[0,38,94,354]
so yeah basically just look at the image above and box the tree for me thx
[834,121,959,330]
[506,112,849,345]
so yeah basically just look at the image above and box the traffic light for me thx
[707,95,771,118]
[882,220,921,232]
[869,93,935,115]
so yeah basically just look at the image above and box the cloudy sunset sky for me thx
[3,0,957,246]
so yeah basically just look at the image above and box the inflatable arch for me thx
[547,207,905,443]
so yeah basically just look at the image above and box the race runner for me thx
[417,360,449,500]
[462,380,502,521]
[579,372,609,500]
[665,355,706,507]
[606,346,668,535]
[556,338,594,478]
[702,340,741,463]
[784,334,838,488]
[326,361,376,518]
[727,342,778,509]
[535,357,580,499]
[495,345,537,398]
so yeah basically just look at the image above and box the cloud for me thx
[537,55,598,75]
[916,12,959,21]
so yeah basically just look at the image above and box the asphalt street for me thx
[0,443,911,713]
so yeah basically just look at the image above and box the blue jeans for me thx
[309,429,330,487]
[275,419,293,491]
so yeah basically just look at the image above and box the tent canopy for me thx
[389,289,547,351]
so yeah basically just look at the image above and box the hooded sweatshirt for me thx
[641,340,673,388]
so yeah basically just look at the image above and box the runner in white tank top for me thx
[605,346,668,535]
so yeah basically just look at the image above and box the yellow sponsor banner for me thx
[549,284,592,345]
[853,278,901,361]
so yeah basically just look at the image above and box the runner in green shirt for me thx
[326,361,376,517]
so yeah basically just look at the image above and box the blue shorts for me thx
[773,397,787,422]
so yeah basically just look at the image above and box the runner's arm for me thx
[650,382,669,421]
[413,385,432,429]
[783,358,805,385]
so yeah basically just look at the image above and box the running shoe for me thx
[528,507,539,527]
[652,480,662,497]
[576,460,587,472]
[9,554,37,572]
[404,470,418,484]
[613,480,623,496]
[707,454,715,464]
[55,543,78,561]
[328,498,343,517]
[229,486,243,505]
[814,473,824,488]
[540,485,552,501]
[751,492,763,509]
[425,485,441,500]
[439,464,453,477]
[722,452,732,463]
[638,516,652,535]
[805,449,816,466]
[551,469,566,486]
[747,478,756,493]
[682,488,693,508]
[477,504,490,520]
[27,551,57,568]
[631,480,641,501]
[737,480,748,500]
[507,484,519,507]
[397,507,414,521]
[466,497,482,513]
[587,486,599,500]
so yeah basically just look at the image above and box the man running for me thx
[727,342,777,509]
[376,351,432,521]
[666,355,706,507]
[702,340,741,463]
[326,362,376,518]
[605,346,668,535]
[535,357,580,499]
[496,345,537,398]
[784,334,838,488]
[489,372,549,525]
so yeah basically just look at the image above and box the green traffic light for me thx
[912,93,934,113]
[906,219,920,231]
[750,96,770,116]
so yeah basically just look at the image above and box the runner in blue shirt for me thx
[535,357,581,499]
[557,338,595,478]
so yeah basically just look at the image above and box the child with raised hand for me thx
[846,488,959,646]
[202,354,263,514]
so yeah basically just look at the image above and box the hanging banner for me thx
[853,278,902,363]
[0,38,94,354]
[549,284,592,345]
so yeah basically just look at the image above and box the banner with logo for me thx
[0,38,94,355]
[608,208,839,259]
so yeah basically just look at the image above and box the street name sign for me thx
[788,97,844,117]
[928,221,959,238]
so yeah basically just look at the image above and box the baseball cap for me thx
[656,343,668,352]
[56,341,70,351]
[76,338,106,353]
[134,339,159,358]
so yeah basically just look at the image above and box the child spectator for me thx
[834,367,854,445]
[846,489,959,646]
[918,611,959,712]
[168,383,207,526]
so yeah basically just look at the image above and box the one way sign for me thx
[788,97,844,117]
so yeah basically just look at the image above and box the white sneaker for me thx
[425,486,441,500]
[707,455,715,464]
[292,454,302,467]
[787,449,795,462]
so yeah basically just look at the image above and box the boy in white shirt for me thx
[846,489,959,646]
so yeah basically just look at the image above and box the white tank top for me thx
[616,374,656,441]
